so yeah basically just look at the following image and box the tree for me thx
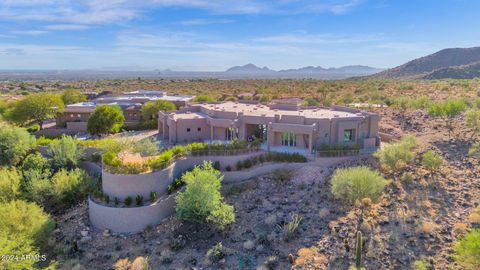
[0,168,21,202]
[87,105,125,135]
[8,93,64,129]
[331,166,389,204]
[140,100,176,129]
[176,161,234,230]
[421,150,443,174]
[47,135,84,170]
[454,229,480,270]
[0,124,36,166]
[61,88,86,105]
[465,109,480,140]
[427,99,467,138]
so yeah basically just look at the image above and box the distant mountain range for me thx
[224,63,382,78]
[370,47,480,79]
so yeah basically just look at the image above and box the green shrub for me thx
[374,135,417,172]
[104,194,110,204]
[135,195,144,206]
[236,160,243,170]
[21,152,50,174]
[453,228,480,269]
[243,158,252,169]
[272,169,294,183]
[176,161,235,230]
[421,150,443,172]
[427,98,467,137]
[26,124,40,133]
[150,191,157,202]
[206,242,226,263]
[50,168,93,207]
[133,137,159,156]
[213,161,221,170]
[125,196,133,206]
[114,197,119,205]
[0,168,21,202]
[0,124,36,166]
[0,200,55,246]
[47,135,84,170]
[413,259,431,270]
[331,166,389,204]
[0,233,39,270]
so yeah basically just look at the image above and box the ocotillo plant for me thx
[355,231,362,269]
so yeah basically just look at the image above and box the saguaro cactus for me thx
[355,231,363,269]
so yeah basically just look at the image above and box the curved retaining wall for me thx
[102,151,265,199]
[88,194,176,233]
[91,153,357,234]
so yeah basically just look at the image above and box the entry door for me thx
[281,132,297,147]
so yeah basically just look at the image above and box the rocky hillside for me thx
[372,47,480,79]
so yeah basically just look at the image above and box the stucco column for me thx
[308,131,313,153]
[210,125,214,141]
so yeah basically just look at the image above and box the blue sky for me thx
[0,0,479,71]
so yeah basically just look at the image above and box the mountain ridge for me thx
[370,46,480,79]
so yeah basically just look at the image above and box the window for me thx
[77,114,81,118]
[281,132,296,147]
[197,127,201,132]
[225,127,239,140]
[344,129,355,142]
[70,114,74,118]
[187,128,190,132]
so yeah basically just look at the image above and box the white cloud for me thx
[45,24,90,30]
[178,19,235,26]
[0,0,367,26]
[10,30,48,36]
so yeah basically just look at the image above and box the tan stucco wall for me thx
[88,195,176,233]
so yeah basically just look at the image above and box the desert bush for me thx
[0,124,36,166]
[167,177,184,194]
[21,152,51,175]
[280,213,302,242]
[0,168,21,202]
[133,137,159,156]
[0,200,55,246]
[465,109,480,139]
[236,160,243,170]
[47,135,84,170]
[273,169,294,183]
[427,98,467,137]
[413,259,431,270]
[206,242,226,263]
[453,228,480,270]
[421,150,443,173]
[374,135,417,172]
[331,166,389,204]
[135,195,144,206]
[176,161,234,230]
[468,206,480,224]
[242,158,252,169]
[0,233,39,270]
[150,191,157,202]
[51,168,93,207]
[125,196,133,206]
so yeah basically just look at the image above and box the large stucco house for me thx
[57,90,194,132]
[158,99,380,153]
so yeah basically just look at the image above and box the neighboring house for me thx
[158,99,380,153]
[57,90,194,132]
